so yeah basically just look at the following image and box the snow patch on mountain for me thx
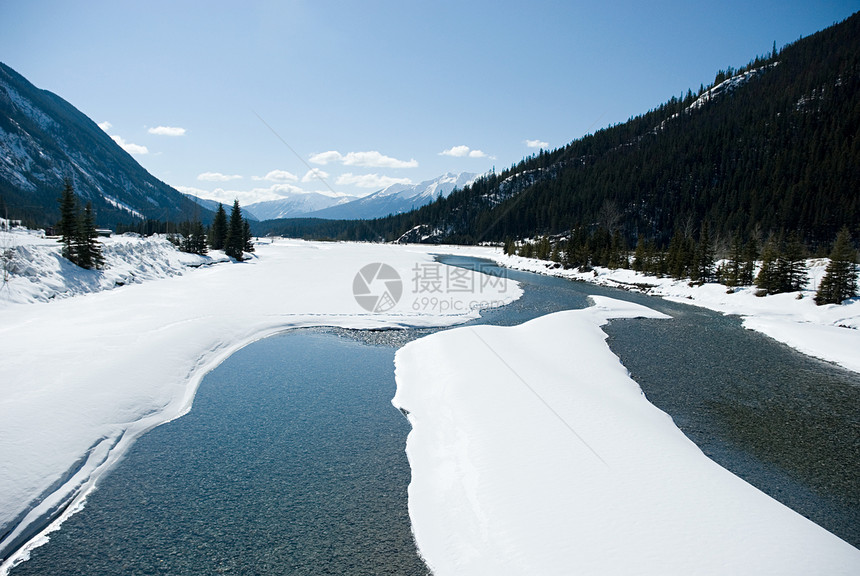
[688,63,778,111]
[305,172,478,220]
[243,192,354,221]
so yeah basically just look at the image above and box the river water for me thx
[11,256,859,574]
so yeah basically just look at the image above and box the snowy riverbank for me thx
[491,253,860,374]
[0,234,519,572]
[393,299,860,574]
[2,232,858,574]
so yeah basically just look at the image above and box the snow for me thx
[0,233,519,572]
[493,253,860,374]
[0,231,226,305]
[2,232,858,573]
[393,298,860,574]
[688,63,778,111]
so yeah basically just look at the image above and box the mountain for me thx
[0,62,212,228]
[260,13,860,249]
[243,191,354,221]
[182,193,260,221]
[304,172,478,220]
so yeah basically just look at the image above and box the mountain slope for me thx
[304,172,478,220]
[0,62,212,227]
[260,13,860,248]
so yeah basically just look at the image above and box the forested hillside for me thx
[259,12,859,252]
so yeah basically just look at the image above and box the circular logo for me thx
[353,263,403,313]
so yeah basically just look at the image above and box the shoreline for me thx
[0,240,520,574]
[480,251,860,375]
[392,298,860,574]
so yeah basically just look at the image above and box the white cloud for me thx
[98,121,112,132]
[525,139,549,149]
[110,134,148,155]
[309,151,344,165]
[310,150,417,168]
[342,151,418,168]
[197,172,243,182]
[336,173,412,189]
[148,126,187,137]
[440,145,490,158]
[302,168,330,183]
[252,169,299,182]
[178,182,332,206]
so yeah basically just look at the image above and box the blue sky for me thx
[2,0,858,204]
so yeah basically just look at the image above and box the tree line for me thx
[506,224,858,305]
[258,13,859,259]
[59,185,254,267]
[57,179,104,269]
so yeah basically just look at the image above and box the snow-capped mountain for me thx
[243,191,355,221]
[304,172,478,220]
[181,193,261,221]
[0,62,210,227]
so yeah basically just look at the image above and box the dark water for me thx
[13,332,429,575]
[11,256,860,575]
[444,257,860,546]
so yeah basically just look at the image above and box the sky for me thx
[1,0,858,205]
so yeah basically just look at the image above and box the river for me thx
[11,256,859,574]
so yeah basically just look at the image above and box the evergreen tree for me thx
[57,179,79,262]
[632,235,646,272]
[723,231,745,287]
[781,232,807,292]
[209,203,227,251]
[691,222,715,283]
[74,202,104,270]
[243,219,255,254]
[224,199,245,261]
[608,230,627,269]
[536,235,551,260]
[815,227,858,305]
[181,219,209,255]
[756,237,783,294]
[740,236,758,286]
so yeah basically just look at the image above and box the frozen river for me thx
[11,256,859,574]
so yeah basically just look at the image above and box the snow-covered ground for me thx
[0,230,519,572]
[393,300,860,574]
[0,228,228,305]
[2,229,858,574]
[493,253,860,374]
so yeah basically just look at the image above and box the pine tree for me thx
[224,199,245,261]
[243,219,255,254]
[815,227,858,305]
[723,231,745,287]
[740,236,758,286]
[181,219,209,255]
[58,179,79,263]
[691,222,715,283]
[209,203,228,251]
[755,237,782,295]
[781,232,807,292]
[632,235,646,272]
[74,202,104,270]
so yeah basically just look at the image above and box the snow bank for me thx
[393,297,860,574]
[494,253,860,373]
[0,237,520,571]
[0,229,225,306]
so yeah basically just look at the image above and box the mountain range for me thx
[181,172,476,223]
[300,172,477,220]
[258,12,860,249]
[0,62,211,227]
